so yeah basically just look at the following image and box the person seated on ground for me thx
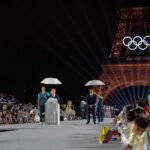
[124,108,149,150]
[2,110,7,124]
[17,110,23,124]
[61,104,68,120]
[134,112,150,150]
[120,105,134,148]
[12,110,18,124]
[5,105,13,124]
[65,100,76,120]
[59,104,66,121]
[116,106,128,134]
[124,111,150,150]
[30,107,40,123]
[145,124,150,150]
[2,104,7,111]
[60,104,66,111]
[24,110,29,123]
[5,110,13,124]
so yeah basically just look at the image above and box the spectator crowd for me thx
[0,96,38,124]
[0,103,38,124]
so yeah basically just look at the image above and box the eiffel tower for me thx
[100,0,150,106]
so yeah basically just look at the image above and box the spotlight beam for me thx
[109,94,124,108]
[97,1,114,40]
[34,21,95,79]
[111,89,128,106]
[76,2,132,106]
[36,40,89,81]
[43,9,100,77]
[12,2,92,80]
[102,68,129,106]
[58,0,101,68]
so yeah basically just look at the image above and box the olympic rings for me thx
[123,36,150,50]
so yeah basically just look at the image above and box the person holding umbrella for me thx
[86,88,97,124]
[40,78,62,104]
[37,86,50,124]
[84,80,105,124]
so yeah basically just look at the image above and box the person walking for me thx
[37,86,50,124]
[86,88,97,124]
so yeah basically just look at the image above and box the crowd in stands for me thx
[0,102,38,124]
[0,94,38,124]
[0,93,119,125]
[0,97,78,124]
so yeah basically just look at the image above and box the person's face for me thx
[89,89,93,95]
[41,87,46,93]
[51,89,56,95]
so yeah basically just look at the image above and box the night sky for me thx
[0,0,150,103]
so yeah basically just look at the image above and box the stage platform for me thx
[0,119,121,150]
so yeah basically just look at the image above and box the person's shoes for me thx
[86,122,89,124]
[94,122,96,124]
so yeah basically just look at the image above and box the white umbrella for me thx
[41,78,62,85]
[85,80,105,86]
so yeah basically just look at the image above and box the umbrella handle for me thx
[99,86,102,92]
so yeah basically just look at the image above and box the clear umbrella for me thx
[85,80,105,86]
[41,77,62,85]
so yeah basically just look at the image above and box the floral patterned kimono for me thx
[127,125,150,150]
[121,122,135,148]
[132,131,146,150]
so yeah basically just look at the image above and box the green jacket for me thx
[37,92,50,106]
[97,96,103,108]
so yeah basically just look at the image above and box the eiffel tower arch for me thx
[100,5,150,106]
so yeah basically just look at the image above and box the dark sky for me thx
[0,0,149,103]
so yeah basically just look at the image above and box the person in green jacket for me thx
[96,91,104,123]
[37,86,50,123]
